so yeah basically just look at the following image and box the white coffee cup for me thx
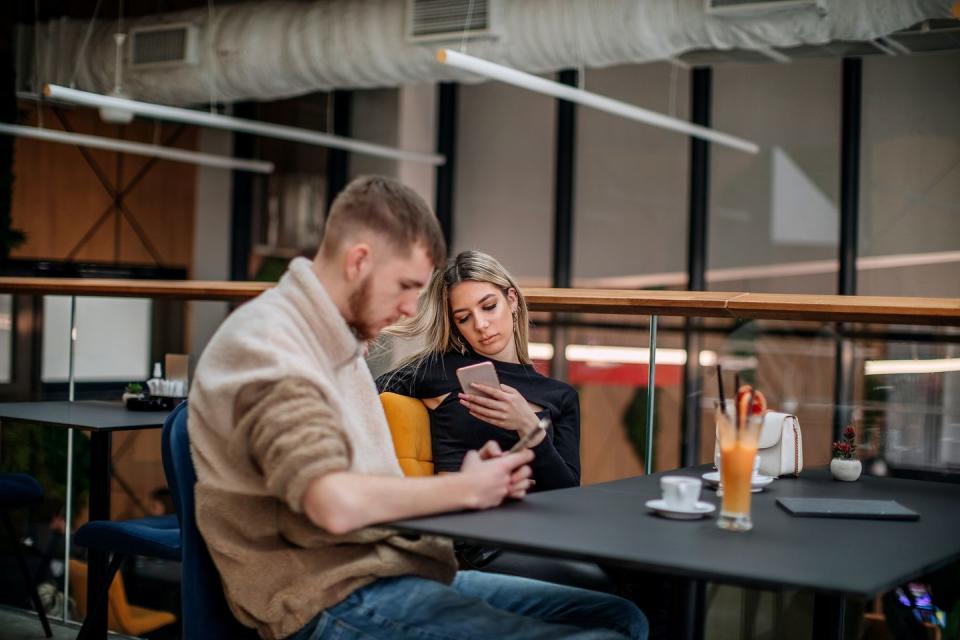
[661,476,701,511]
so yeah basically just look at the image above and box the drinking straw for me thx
[716,365,726,413]
[734,373,741,430]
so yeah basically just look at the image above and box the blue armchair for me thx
[0,473,53,638]
[161,402,258,639]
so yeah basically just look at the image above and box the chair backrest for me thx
[161,402,258,639]
[380,392,433,477]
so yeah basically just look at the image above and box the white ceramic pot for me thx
[830,458,861,482]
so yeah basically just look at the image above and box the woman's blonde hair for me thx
[386,250,531,372]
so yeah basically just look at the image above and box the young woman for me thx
[378,250,579,492]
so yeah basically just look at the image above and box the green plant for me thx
[622,386,658,472]
[0,421,90,509]
[125,382,143,394]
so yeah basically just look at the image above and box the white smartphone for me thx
[456,361,501,397]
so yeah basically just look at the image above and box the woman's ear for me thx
[506,287,519,314]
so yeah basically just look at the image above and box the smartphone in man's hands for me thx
[456,362,500,397]
[508,417,549,454]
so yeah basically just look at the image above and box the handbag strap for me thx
[792,421,801,477]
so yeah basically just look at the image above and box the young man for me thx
[189,176,647,640]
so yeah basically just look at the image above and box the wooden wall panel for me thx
[10,106,197,268]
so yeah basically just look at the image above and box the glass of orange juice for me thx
[716,406,761,531]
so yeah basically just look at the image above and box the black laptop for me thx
[777,497,919,521]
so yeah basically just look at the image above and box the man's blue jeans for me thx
[288,571,648,639]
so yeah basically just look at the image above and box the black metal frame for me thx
[325,90,353,215]
[552,70,577,290]
[676,65,713,640]
[680,67,712,473]
[832,57,863,441]
[435,83,458,248]
[549,70,578,381]
[230,102,258,282]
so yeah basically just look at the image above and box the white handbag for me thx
[757,412,803,477]
[714,411,803,478]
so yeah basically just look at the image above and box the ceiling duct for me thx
[407,0,498,43]
[20,0,954,106]
[706,0,828,17]
[129,23,201,68]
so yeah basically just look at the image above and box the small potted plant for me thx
[122,382,144,405]
[831,425,861,481]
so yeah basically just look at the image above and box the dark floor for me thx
[0,605,139,640]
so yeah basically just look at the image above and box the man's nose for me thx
[399,298,417,318]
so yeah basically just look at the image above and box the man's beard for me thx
[347,275,380,341]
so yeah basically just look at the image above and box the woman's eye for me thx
[455,316,469,325]
[483,304,497,312]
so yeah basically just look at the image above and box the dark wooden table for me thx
[392,465,960,640]
[0,401,170,640]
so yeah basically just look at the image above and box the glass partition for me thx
[573,62,690,287]
[0,287,958,636]
[709,59,841,294]
[0,294,12,384]
[858,52,960,299]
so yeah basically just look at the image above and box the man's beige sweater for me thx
[188,257,456,640]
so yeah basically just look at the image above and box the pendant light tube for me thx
[0,123,274,173]
[437,49,759,154]
[45,84,446,166]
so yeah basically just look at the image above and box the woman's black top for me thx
[377,350,580,491]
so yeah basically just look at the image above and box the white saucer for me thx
[645,499,716,520]
[702,472,775,492]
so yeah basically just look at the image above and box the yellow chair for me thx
[69,559,177,636]
[380,392,433,477]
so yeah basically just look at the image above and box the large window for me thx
[858,52,960,298]
[454,80,556,281]
[709,59,842,294]
[574,62,690,286]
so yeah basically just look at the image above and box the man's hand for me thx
[459,442,534,508]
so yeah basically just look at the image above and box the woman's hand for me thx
[460,383,543,440]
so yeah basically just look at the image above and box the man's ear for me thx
[342,243,372,282]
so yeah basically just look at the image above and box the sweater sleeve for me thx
[528,387,581,491]
[235,378,352,514]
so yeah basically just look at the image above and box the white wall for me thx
[42,296,152,382]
